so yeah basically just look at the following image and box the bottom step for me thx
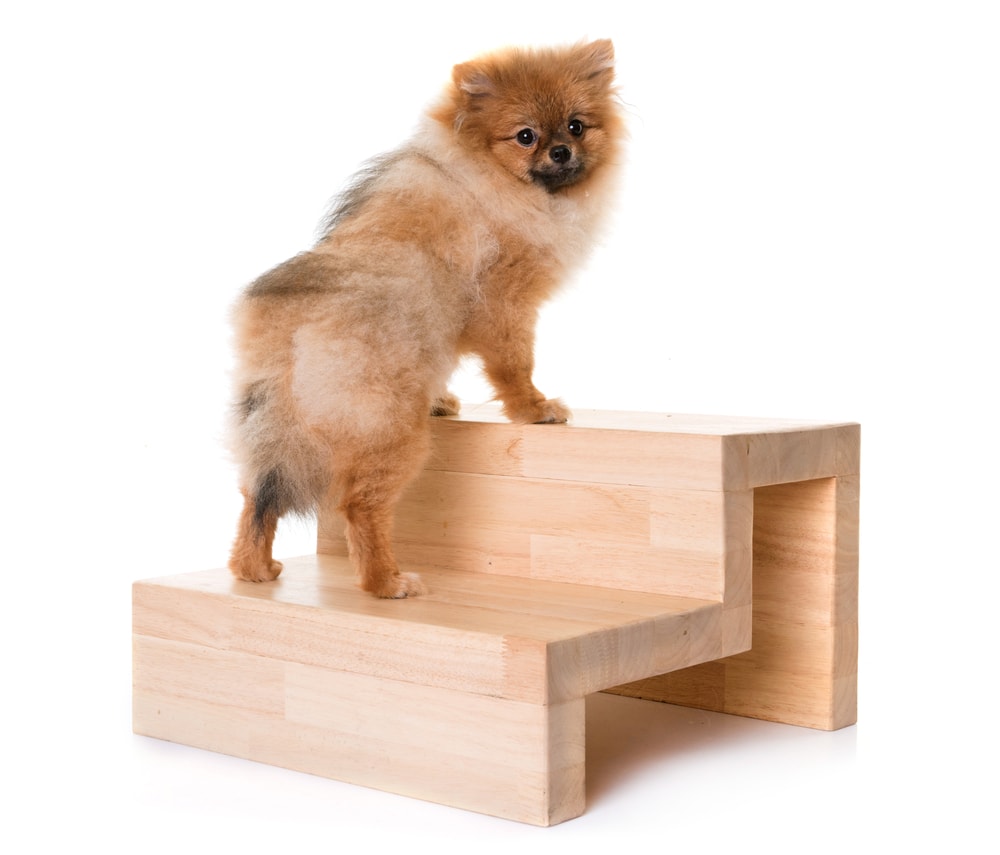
[132,554,743,825]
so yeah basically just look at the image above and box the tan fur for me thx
[228,40,624,597]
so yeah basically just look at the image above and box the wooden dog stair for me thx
[133,407,859,826]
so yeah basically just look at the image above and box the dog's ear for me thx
[576,39,615,86]
[452,61,496,98]
[445,59,500,136]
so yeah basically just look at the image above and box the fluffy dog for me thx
[228,40,623,597]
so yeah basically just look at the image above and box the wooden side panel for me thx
[610,476,859,731]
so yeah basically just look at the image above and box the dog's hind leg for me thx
[336,423,431,598]
[228,472,285,582]
[342,495,426,598]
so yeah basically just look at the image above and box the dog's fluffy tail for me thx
[232,377,327,510]
[227,377,325,581]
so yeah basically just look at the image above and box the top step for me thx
[422,405,859,491]
[317,407,859,604]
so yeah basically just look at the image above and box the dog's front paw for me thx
[532,398,570,424]
[430,392,461,417]
[229,558,283,583]
[394,571,428,598]
[505,397,571,424]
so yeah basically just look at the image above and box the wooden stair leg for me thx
[611,475,859,730]
[272,667,587,826]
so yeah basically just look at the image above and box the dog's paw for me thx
[397,571,428,598]
[532,398,570,424]
[506,397,570,424]
[230,558,283,583]
[430,392,461,417]
[373,571,427,599]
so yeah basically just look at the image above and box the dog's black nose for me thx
[549,145,571,164]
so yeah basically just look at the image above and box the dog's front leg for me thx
[473,313,570,425]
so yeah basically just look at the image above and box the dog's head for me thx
[435,40,622,193]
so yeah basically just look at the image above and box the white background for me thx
[3,1,997,850]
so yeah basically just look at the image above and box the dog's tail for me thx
[227,378,324,581]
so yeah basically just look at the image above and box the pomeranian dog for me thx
[228,39,623,597]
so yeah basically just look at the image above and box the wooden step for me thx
[133,554,735,707]
[133,554,741,825]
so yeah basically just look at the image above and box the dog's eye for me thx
[568,119,584,136]
[516,128,537,147]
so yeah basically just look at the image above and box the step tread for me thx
[133,554,735,703]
